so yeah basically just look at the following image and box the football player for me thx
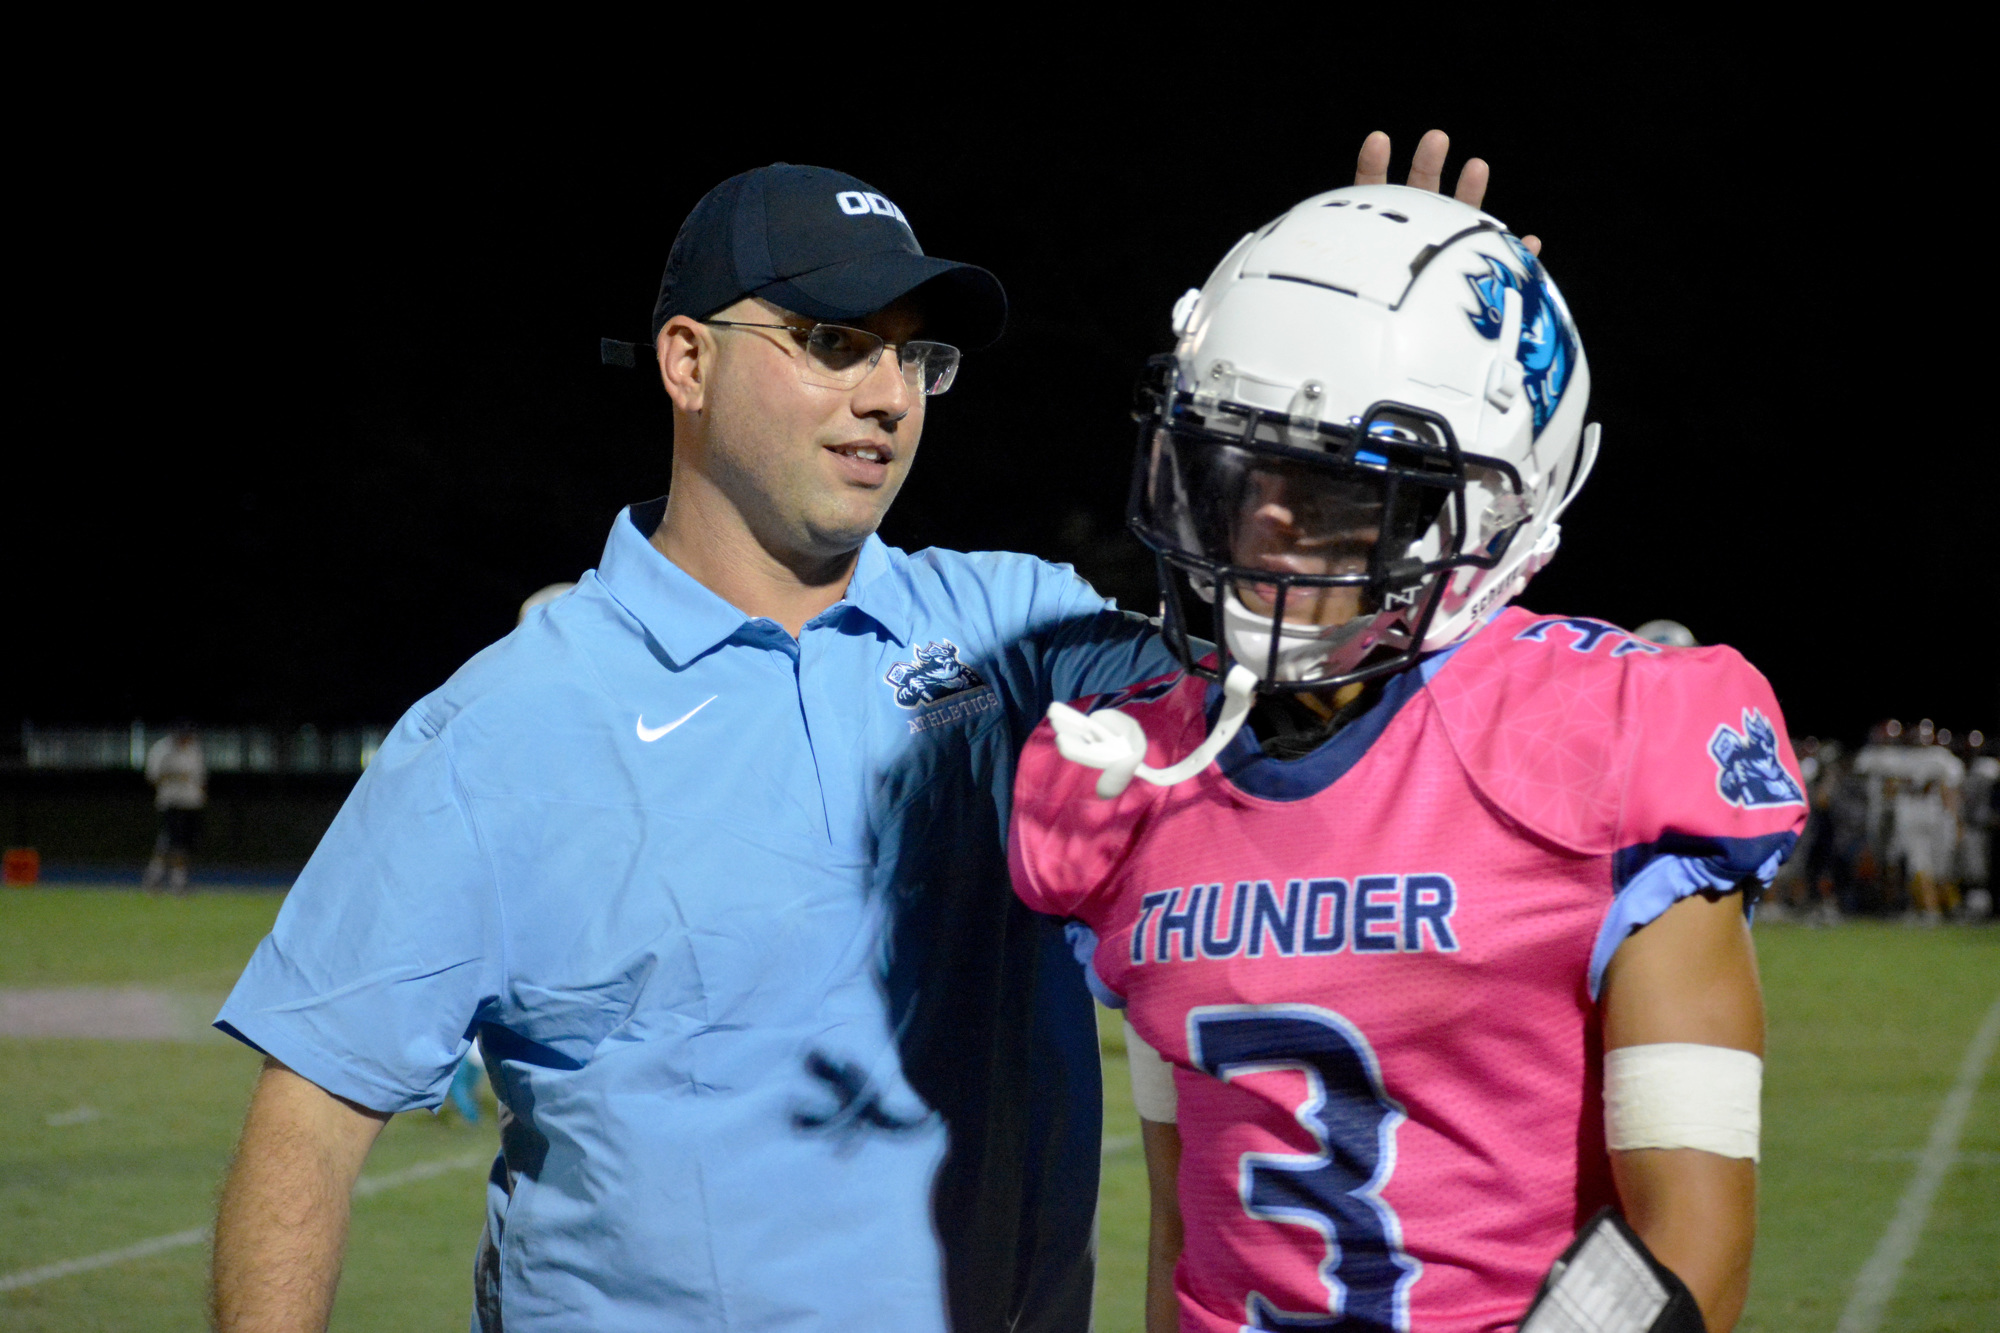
[1009,187,1806,1332]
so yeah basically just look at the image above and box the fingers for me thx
[1359,131,1538,254]
[1406,129,1449,193]
[1354,130,1390,186]
[1452,156,1490,207]
[1443,149,1543,255]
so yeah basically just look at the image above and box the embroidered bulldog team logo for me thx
[1708,708,1805,809]
[885,640,984,709]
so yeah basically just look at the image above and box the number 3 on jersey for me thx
[1189,1005,1420,1332]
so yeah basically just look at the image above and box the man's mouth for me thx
[827,442,894,466]
[1247,554,1324,584]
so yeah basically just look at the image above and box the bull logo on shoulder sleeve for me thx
[1708,708,1805,809]
[885,640,985,708]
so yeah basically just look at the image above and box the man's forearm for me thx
[211,1060,388,1332]
[1612,1147,1756,1333]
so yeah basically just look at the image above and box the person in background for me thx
[1963,731,1997,920]
[142,722,206,894]
[1891,719,1963,925]
[1632,618,1697,649]
[1852,720,1907,913]
[1766,736,1817,918]
[1800,740,1848,925]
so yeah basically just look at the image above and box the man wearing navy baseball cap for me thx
[649,162,1007,349]
[213,140,1513,1332]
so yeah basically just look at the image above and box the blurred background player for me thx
[141,721,206,894]
[1889,719,1964,924]
[1795,738,1852,925]
[1853,720,1909,913]
[1961,730,1996,919]
[1012,187,1803,1332]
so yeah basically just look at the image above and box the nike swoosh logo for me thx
[636,696,718,743]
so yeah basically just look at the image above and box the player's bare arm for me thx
[1355,127,1544,254]
[211,1058,389,1332]
[1140,1117,1184,1333]
[1600,890,1765,1333]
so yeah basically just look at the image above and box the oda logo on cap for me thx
[835,190,909,225]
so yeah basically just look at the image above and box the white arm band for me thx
[1125,1019,1178,1123]
[1604,1042,1762,1162]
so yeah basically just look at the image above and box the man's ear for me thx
[658,316,710,414]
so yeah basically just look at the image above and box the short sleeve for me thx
[1124,1019,1178,1123]
[1008,712,1159,928]
[214,705,506,1113]
[1013,559,1179,714]
[1589,648,1808,996]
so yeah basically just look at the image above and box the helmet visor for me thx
[1135,424,1462,623]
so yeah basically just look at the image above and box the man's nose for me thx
[1250,502,1298,531]
[852,347,915,421]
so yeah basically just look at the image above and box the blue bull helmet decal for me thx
[885,640,985,709]
[1463,234,1578,434]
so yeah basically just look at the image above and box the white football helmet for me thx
[1129,184,1598,692]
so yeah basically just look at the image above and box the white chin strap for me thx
[1046,664,1258,798]
[1219,588,1382,684]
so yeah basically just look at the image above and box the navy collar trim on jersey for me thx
[1212,640,1467,801]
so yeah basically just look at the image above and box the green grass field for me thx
[3,888,1995,1331]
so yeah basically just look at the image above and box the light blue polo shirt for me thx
[216,499,1174,1333]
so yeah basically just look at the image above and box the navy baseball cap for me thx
[648,163,1007,350]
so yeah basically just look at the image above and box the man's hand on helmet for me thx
[1354,129,1544,257]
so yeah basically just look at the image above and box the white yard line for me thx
[0,1227,210,1295]
[1834,989,2000,1333]
[352,1149,491,1198]
[0,1150,490,1294]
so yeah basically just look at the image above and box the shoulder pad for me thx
[1424,610,1659,853]
[1009,673,1201,920]
[1425,610,1803,855]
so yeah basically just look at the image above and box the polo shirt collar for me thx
[841,535,911,645]
[597,501,913,663]
[598,501,745,663]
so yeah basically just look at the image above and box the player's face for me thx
[1231,467,1379,627]
[700,296,926,561]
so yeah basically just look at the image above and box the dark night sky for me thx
[9,41,1993,747]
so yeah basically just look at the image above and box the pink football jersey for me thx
[1010,607,1806,1333]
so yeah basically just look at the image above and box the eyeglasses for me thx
[704,320,961,396]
